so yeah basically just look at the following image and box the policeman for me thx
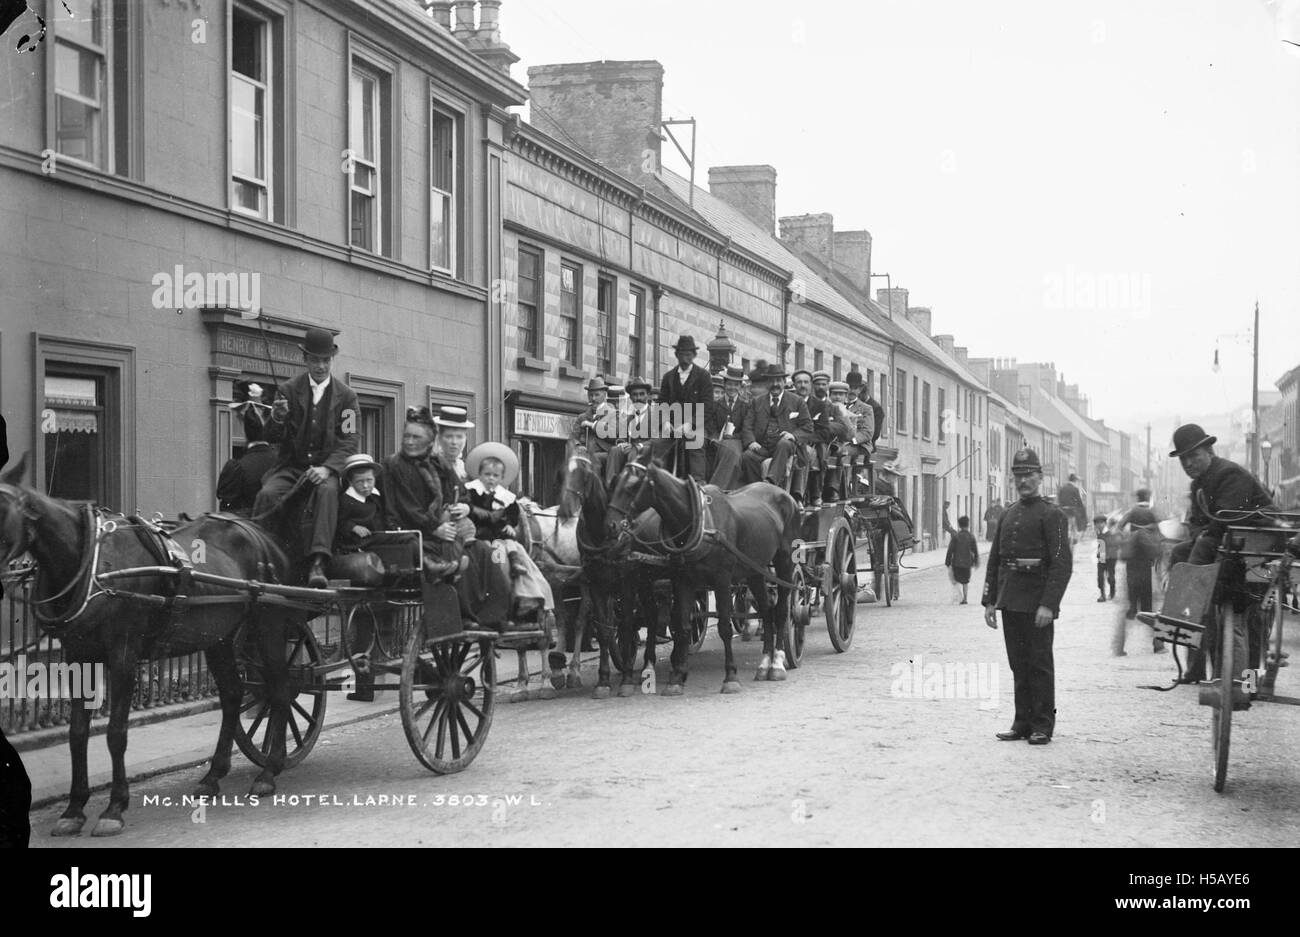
[983,448,1073,745]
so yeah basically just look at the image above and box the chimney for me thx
[708,165,777,236]
[954,345,970,369]
[906,306,932,336]
[427,1,453,29]
[966,356,991,385]
[877,287,908,319]
[933,333,956,358]
[527,61,664,188]
[778,213,834,266]
[832,230,871,293]
[448,1,519,75]
[452,0,475,36]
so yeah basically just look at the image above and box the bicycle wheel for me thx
[1212,604,1234,793]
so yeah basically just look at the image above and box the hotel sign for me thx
[514,408,575,440]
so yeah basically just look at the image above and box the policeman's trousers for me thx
[1001,610,1055,737]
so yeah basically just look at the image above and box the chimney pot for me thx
[478,0,501,40]
[453,0,476,36]
[427,1,454,29]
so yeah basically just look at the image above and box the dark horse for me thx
[558,452,658,698]
[0,454,306,836]
[605,450,799,694]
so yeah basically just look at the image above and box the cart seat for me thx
[1135,561,1218,650]
[363,530,424,588]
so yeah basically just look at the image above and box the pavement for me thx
[15,541,966,811]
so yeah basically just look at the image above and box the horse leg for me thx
[716,582,741,694]
[566,589,590,689]
[511,649,529,703]
[661,582,691,697]
[534,635,557,701]
[91,651,137,836]
[753,574,774,681]
[52,682,92,836]
[195,641,243,797]
[249,620,289,797]
[616,581,640,698]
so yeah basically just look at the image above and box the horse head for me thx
[606,449,656,541]
[0,452,35,566]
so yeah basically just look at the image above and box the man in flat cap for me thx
[254,327,359,588]
[983,448,1073,745]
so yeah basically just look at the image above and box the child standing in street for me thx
[1093,513,1118,602]
[945,516,980,604]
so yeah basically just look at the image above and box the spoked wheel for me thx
[234,619,327,770]
[1259,588,1285,701]
[874,532,897,608]
[1212,604,1234,793]
[824,518,858,652]
[400,631,496,774]
[783,565,810,668]
[689,591,710,654]
[376,600,422,661]
[342,603,378,659]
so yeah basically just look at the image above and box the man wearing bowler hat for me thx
[1167,423,1273,682]
[254,327,359,588]
[740,361,813,493]
[570,376,618,479]
[656,335,713,482]
[983,448,1073,745]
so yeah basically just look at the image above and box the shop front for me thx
[506,392,586,506]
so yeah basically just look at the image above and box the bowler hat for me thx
[723,365,744,383]
[1011,448,1042,475]
[466,442,519,487]
[673,335,698,353]
[434,405,475,430]
[584,376,608,394]
[749,359,775,382]
[298,327,338,358]
[846,369,864,389]
[626,376,653,394]
[1169,423,1217,458]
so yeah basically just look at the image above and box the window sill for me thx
[517,357,552,373]
[559,364,586,381]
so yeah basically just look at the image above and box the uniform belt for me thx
[1000,558,1044,571]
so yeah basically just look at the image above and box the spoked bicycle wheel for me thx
[1211,604,1234,793]
[400,630,496,774]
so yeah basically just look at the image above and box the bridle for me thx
[0,482,105,625]
[607,462,707,557]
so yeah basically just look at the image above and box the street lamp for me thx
[1261,437,1273,488]
[706,319,737,375]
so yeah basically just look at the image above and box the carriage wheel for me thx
[342,603,377,659]
[689,591,710,654]
[1211,604,1234,793]
[376,601,422,662]
[234,619,327,770]
[875,533,897,607]
[400,629,496,775]
[1259,587,1285,701]
[824,518,858,652]
[783,565,810,668]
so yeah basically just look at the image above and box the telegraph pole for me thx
[1251,300,1260,477]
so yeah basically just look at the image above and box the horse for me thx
[557,452,662,698]
[0,454,305,836]
[605,449,799,695]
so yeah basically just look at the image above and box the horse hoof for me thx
[741,632,754,642]
[194,781,219,798]
[768,667,787,682]
[720,681,742,694]
[592,685,611,700]
[660,684,684,698]
[549,673,567,691]
[51,817,85,837]
[617,684,637,698]
[91,818,124,838]
[249,778,276,797]
[566,672,584,689]
[510,689,529,704]
[753,668,770,681]
[538,686,558,701]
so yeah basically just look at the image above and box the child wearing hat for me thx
[461,443,555,621]
[334,454,386,553]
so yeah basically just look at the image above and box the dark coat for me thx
[216,442,279,514]
[945,530,980,570]
[335,490,385,552]
[1184,456,1273,564]
[0,413,7,472]
[570,403,617,455]
[658,364,713,430]
[1056,482,1086,522]
[462,482,523,541]
[982,494,1073,616]
[741,390,814,451]
[382,453,444,536]
[263,373,360,476]
[707,395,749,440]
[804,394,835,445]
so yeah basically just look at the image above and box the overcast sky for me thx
[505,0,1300,438]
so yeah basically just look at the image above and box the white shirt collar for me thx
[466,479,516,505]
[344,485,378,503]
[309,375,330,404]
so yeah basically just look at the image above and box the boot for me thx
[423,555,468,583]
[808,470,823,507]
[307,555,329,589]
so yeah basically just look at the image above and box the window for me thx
[348,53,392,255]
[938,388,947,443]
[912,375,919,436]
[628,286,645,377]
[956,385,962,419]
[430,102,459,273]
[596,276,616,377]
[896,369,907,435]
[231,5,272,217]
[794,343,805,371]
[833,356,842,381]
[44,373,108,502]
[559,262,582,366]
[517,245,541,358]
[814,349,824,373]
[52,0,110,169]
[922,382,931,439]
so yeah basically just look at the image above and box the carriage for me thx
[1137,506,1300,792]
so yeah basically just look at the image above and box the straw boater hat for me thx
[465,442,519,487]
[723,365,744,383]
[606,382,625,400]
[829,380,850,394]
[711,373,725,387]
[434,405,474,430]
[298,327,338,357]
[342,453,381,479]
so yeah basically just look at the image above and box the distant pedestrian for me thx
[945,516,980,603]
[984,499,1003,542]
[1057,473,1087,542]
[942,500,957,544]
[1116,494,1163,656]
[1093,514,1117,602]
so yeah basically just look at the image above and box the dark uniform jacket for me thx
[706,395,749,441]
[264,374,359,476]
[216,442,279,514]
[658,364,713,432]
[741,391,814,451]
[1184,456,1273,564]
[982,494,1073,616]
